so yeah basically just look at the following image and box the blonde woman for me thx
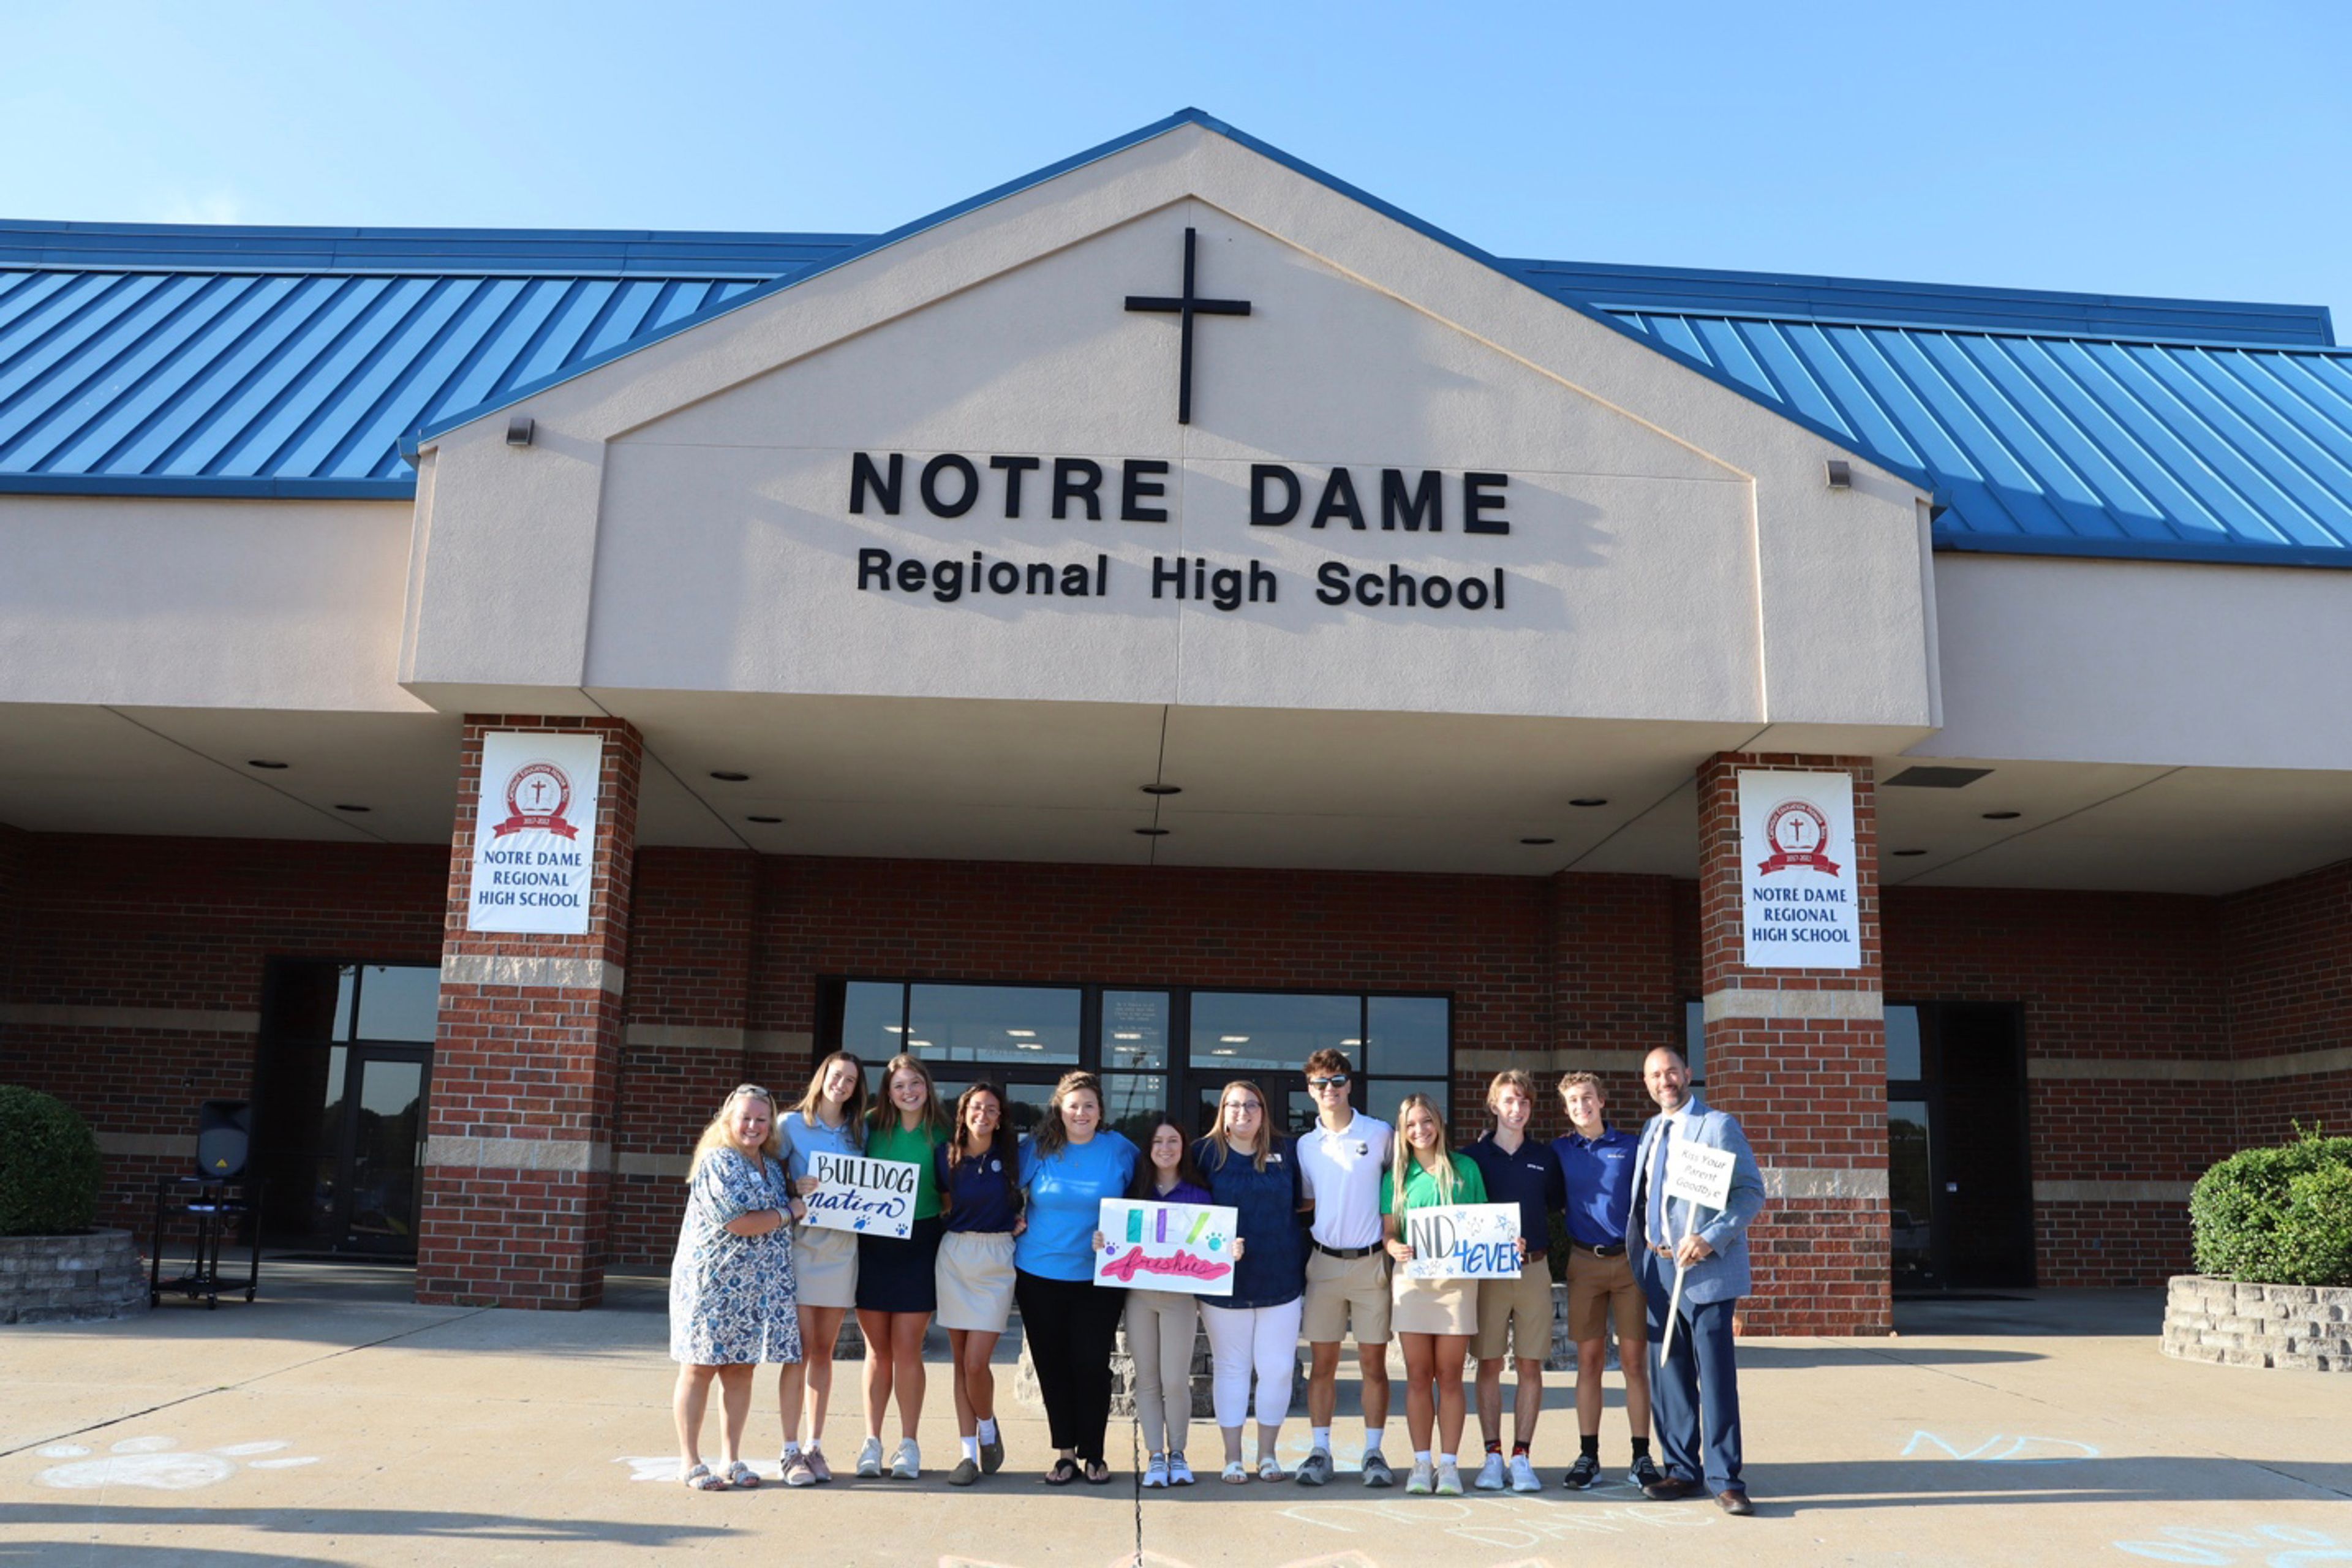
[854,1052,950,1479]
[1381,1093,1492,1498]
[780,1050,865,1484]
[669,1084,802,1491]
[1194,1079,1306,1485]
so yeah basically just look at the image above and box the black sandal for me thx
[1044,1457,1079,1486]
[1082,1459,1113,1485]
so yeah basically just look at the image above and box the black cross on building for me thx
[1125,226,1252,425]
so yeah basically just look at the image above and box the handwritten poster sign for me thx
[467,731,603,935]
[1737,770,1861,969]
[1663,1142,1738,1212]
[1398,1202,1521,1281]
[1093,1199,1238,1297]
[802,1151,922,1239]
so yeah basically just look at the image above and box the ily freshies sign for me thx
[1736,771,1861,969]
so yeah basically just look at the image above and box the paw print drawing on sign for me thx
[37,1436,320,1491]
[2112,1523,2351,1566]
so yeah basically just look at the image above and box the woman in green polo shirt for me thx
[853,1052,949,1480]
[1381,1093,1488,1498]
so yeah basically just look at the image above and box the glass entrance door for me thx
[334,1051,428,1254]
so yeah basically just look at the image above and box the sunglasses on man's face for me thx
[1306,1076,1349,1090]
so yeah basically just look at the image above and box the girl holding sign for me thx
[855,1053,949,1480]
[1014,1070,1138,1486]
[1194,1078,1305,1485]
[1120,1118,1214,1489]
[1381,1094,1490,1498]
[780,1051,865,1485]
[935,1082,1022,1487]
[669,1084,802,1491]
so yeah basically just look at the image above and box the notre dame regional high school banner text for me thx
[1736,770,1860,969]
[466,733,605,935]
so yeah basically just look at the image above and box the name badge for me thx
[1268,1153,1283,1163]
[1354,1143,1369,1157]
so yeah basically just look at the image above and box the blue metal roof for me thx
[3,108,2350,568]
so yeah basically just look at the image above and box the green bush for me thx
[0,1086,104,1236]
[2189,1126,2352,1287]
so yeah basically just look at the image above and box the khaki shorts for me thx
[1392,1273,1477,1337]
[1474,1265,1555,1362]
[1302,1248,1392,1345]
[1566,1246,1646,1346]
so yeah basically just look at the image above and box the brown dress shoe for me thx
[1716,1488,1755,1515]
[1642,1475,1703,1501]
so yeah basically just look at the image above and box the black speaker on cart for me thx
[195,1099,252,1179]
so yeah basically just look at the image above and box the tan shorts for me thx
[794,1223,858,1310]
[1302,1248,1392,1345]
[933,1230,1015,1333]
[1392,1273,1477,1336]
[1566,1246,1646,1346]
[1474,1265,1555,1362]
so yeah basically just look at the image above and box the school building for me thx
[3,111,2349,1334]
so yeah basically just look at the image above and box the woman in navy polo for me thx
[1193,1078,1307,1483]
[935,1082,1021,1487]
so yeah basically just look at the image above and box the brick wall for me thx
[2224,861,2352,1145]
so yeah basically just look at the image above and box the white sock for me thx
[961,1436,980,1462]
[1312,1426,1332,1453]
[1364,1425,1386,1455]
[977,1417,998,1445]
[1414,1449,1432,1464]
[782,1441,801,1459]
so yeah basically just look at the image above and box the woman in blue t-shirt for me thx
[1193,1077,1307,1483]
[1014,1069,1137,1485]
[934,1081,1022,1487]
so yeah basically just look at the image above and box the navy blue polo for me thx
[1552,1125,1640,1248]
[938,1144,1021,1234]
[1463,1132,1566,1254]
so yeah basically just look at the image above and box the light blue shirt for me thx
[1014,1131,1139,1282]
[780,1109,862,1183]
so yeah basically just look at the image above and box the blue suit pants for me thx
[1638,1252,1743,1493]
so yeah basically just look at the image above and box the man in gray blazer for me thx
[1625,1044,1766,1515]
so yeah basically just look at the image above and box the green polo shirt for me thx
[1380,1151,1487,1215]
[865,1121,945,1219]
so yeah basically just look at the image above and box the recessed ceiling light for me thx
[709,771,750,782]
[1212,1048,1235,1057]
[1017,1042,1042,1050]
[333,804,371,813]
[1520,837,1556,846]
[907,1039,932,1049]
[1569,797,1608,808]
[1112,1031,1142,1041]
[883,1025,905,1033]
[1341,1038,1361,1046]
[1893,848,1928,857]
[746,815,782,824]
[246,759,290,771]
[1981,810,2022,821]
[1141,783,1182,796]
[1220,1035,1249,1044]
[1135,827,1170,837]
[1006,1029,1036,1038]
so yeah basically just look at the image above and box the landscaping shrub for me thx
[2189,1126,2352,1287]
[0,1086,104,1236]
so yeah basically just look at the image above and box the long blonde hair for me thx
[867,1052,949,1141]
[1390,1093,1461,1211]
[1203,1079,1273,1174]
[792,1049,869,1133]
[688,1084,783,1182]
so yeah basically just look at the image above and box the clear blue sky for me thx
[9,0,2349,322]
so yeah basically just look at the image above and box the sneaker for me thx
[1473,1451,1507,1490]
[947,1456,981,1487]
[1360,1450,1394,1489]
[1509,1453,1542,1493]
[782,1452,818,1487]
[979,1436,1004,1476]
[854,1437,884,1478]
[1295,1448,1333,1487]
[805,1444,833,1483]
[1167,1452,1194,1487]
[1564,1452,1600,1489]
[1143,1453,1169,1489]
[891,1439,920,1480]
[1629,1453,1664,1491]
[1435,1458,1463,1497]
[1406,1459,1435,1495]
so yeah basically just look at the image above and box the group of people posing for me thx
[668,1042,1765,1516]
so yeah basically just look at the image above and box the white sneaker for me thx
[1166,1452,1194,1487]
[854,1436,884,1477]
[1143,1453,1169,1488]
[1406,1459,1435,1495]
[1474,1451,1507,1490]
[891,1438,919,1479]
[1436,1458,1463,1497]
[1509,1452,1543,1493]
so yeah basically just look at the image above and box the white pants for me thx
[1200,1297,1304,1431]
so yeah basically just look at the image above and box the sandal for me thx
[723,1460,762,1489]
[1257,1456,1287,1482]
[682,1461,727,1491]
[1221,1460,1250,1485]
[1082,1458,1114,1485]
[1044,1456,1080,1486]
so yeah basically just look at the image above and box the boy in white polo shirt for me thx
[1295,1047,1395,1487]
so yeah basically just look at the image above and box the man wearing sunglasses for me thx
[1294,1048,1394,1488]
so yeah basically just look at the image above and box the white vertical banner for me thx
[467,732,605,935]
[1737,770,1861,969]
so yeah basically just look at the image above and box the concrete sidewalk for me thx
[2,1265,2346,1567]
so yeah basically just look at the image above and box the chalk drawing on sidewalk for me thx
[1901,1431,2101,1463]
[1284,1498,1714,1550]
[36,1436,318,1490]
[2110,1524,2350,1566]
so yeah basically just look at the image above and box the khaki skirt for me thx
[1390,1272,1478,1337]
[935,1229,1017,1332]
[793,1222,859,1310]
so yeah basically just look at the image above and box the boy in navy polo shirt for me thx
[1551,1070,1657,1491]
[1462,1069,1564,1493]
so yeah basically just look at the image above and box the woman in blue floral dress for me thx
[670,1084,804,1490]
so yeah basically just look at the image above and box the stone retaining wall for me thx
[2162,1275,2351,1371]
[0,1229,149,1324]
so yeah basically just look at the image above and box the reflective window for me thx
[1189,993,1355,1076]
[1683,1002,1707,1084]
[1366,997,1447,1076]
[841,981,907,1061]
[1099,1073,1168,1146]
[355,965,440,1042]
[1101,992,1169,1071]
[1885,1005,1923,1080]
[908,984,1081,1065]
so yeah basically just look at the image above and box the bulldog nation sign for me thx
[1736,771,1861,969]
[466,732,604,936]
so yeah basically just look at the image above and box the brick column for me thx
[1695,752,1891,1336]
[417,717,640,1310]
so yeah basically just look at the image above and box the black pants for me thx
[1016,1270,1128,1461]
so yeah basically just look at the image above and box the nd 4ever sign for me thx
[1736,771,1861,969]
